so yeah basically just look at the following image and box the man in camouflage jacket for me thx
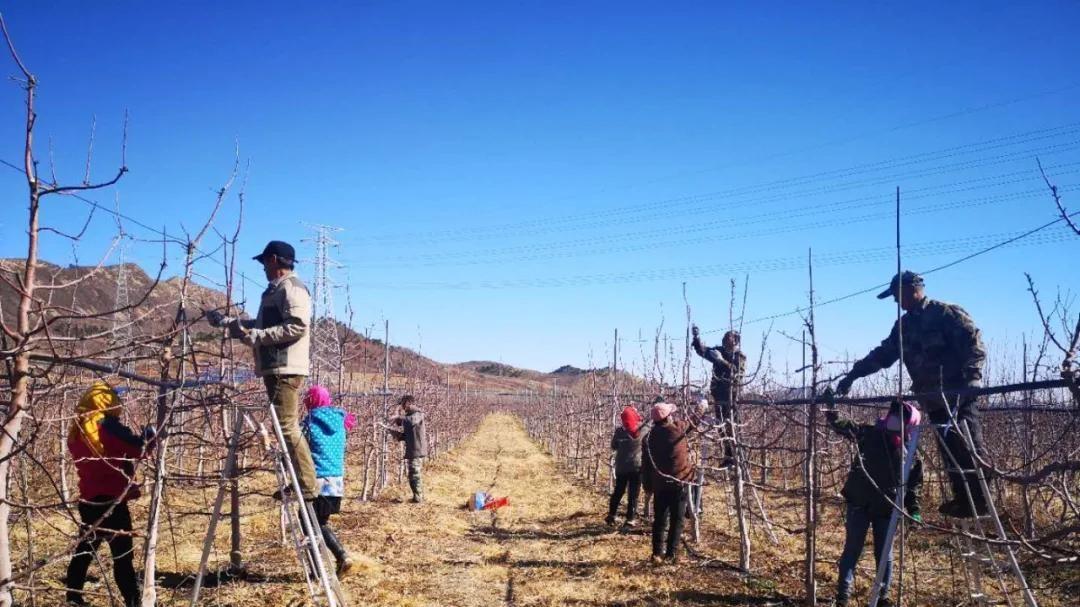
[836,271,988,517]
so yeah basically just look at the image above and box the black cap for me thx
[253,240,296,264]
[877,271,924,299]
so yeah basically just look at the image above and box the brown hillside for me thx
[1,259,644,395]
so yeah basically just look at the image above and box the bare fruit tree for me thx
[0,15,130,607]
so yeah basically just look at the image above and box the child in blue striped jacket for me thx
[302,385,357,575]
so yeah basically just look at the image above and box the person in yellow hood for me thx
[65,381,155,607]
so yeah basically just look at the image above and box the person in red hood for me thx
[65,381,156,607]
[607,405,650,528]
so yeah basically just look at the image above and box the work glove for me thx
[911,512,923,524]
[205,309,235,328]
[142,425,157,442]
[835,375,854,396]
[227,319,248,340]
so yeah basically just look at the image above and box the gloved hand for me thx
[205,309,234,328]
[824,408,839,423]
[836,375,854,396]
[227,319,248,340]
[691,325,700,338]
[142,425,157,441]
[911,512,923,524]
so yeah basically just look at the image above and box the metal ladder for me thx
[190,401,346,607]
[936,418,1038,607]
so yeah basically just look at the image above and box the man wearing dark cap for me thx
[209,240,318,501]
[835,271,988,518]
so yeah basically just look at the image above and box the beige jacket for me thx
[240,272,312,376]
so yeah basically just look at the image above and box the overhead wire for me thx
[374,80,1080,239]
[4,116,1075,323]
[737,209,1080,329]
[349,221,1077,292]
[351,139,1080,266]
[355,175,1080,269]
[358,122,1080,244]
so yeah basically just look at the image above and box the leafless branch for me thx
[1037,156,1080,236]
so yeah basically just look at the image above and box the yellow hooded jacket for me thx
[69,380,123,456]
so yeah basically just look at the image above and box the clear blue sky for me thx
[1,2,1077,380]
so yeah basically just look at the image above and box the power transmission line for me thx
[112,240,134,371]
[357,122,1080,244]
[737,210,1080,329]
[349,221,1076,291]
[346,136,1080,265]
[354,180,1079,269]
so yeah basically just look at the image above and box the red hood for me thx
[621,406,643,438]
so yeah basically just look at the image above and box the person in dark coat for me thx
[691,325,746,465]
[641,402,694,564]
[826,401,924,607]
[388,395,428,503]
[607,406,649,527]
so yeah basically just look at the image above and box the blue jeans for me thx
[837,504,893,599]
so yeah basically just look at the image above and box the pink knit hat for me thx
[651,402,677,422]
[303,385,332,410]
[879,400,921,447]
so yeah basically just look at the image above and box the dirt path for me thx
[334,413,786,607]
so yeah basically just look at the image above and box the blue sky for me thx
[1,2,1077,379]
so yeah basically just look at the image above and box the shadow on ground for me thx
[156,567,300,589]
[562,591,796,606]
[468,523,613,541]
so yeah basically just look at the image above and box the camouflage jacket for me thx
[849,298,985,393]
[692,336,746,403]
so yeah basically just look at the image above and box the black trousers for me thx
[299,498,348,564]
[608,471,641,519]
[652,487,688,557]
[927,395,988,506]
[66,500,139,605]
[312,496,341,527]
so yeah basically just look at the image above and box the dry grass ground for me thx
[17,413,1077,606]
[329,413,795,607]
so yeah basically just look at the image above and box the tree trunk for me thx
[0,94,41,603]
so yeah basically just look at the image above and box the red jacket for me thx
[69,417,153,502]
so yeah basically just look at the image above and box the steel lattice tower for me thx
[112,243,134,372]
[303,224,344,385]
